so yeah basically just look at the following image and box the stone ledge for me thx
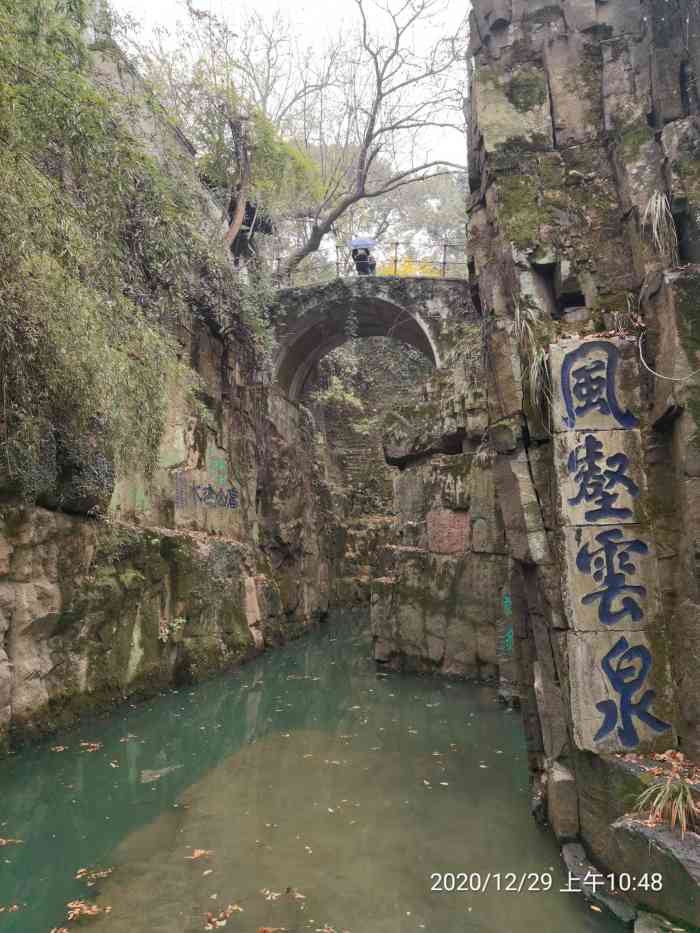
[562,841,637,926]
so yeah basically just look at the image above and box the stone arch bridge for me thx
[269,276,474,400]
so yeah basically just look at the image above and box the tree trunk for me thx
[223,114,252,250]
[224,183,250,248]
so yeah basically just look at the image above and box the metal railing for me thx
[271,239,468,287]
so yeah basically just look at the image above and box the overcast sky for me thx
[110,0,467,165]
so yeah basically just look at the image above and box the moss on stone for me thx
[119,568,146,590]
[617,123,656,163]
[505,73,548,113]
[524,4,563,25]
[498,175,550,249]
[672,276,700,447]
[539,154,566,191]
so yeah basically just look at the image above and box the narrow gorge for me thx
[3,0,700,930]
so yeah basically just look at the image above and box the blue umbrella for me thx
[350,237,377,249]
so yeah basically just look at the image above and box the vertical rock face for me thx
[427,0,700,920]
[362,0,700,919]
[0,319,336,747]
[0,46,337,751]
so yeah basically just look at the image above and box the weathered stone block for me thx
[561,841,638,925]
[545,35,603,147]
[602,39,650,132]
[426,509,470,554]
[533,657,569,761]
[567,630,676,752]
[494,451,551,564]
[550,337,641,434]
[652,48,684,126]
[595,0,646,38]
[611,818,700,928]
[554,428,647,526]
[546,761,580,841]
[562,524,658,632]
[472,61,553,154]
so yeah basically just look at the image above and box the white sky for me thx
[110,0,468,165]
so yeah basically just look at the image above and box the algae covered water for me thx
[0,611,620,933]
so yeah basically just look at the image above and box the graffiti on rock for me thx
[561,341,638,430]
[502,626,513,654]
[594,637,671,747]
[175,473,238,510]
[193,483,239,509]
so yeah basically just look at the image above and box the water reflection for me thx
[0,612,620,933]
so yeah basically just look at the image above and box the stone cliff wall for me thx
[0,41,337,752]
[364,0,700,922]
[0,289,336,752]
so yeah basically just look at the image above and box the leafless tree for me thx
[280,0,468,273]
[116,0,468,272]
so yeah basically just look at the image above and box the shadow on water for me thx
[0,610,622,933]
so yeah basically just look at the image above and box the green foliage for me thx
[0,0,237,499]
[234,271,278,354]
[250,111,323,212]
[634,772,699,838]
[310,375,365,413]
[197,108,322,213]
[159,615,188,642]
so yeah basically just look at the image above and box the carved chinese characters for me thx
[551,338,675,752]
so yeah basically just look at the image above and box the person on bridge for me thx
[352,248,376,275]
[352,248,370,275]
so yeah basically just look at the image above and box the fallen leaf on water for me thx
[75,867,113,886]
[204,913,225,930]
[285,887,306,900]
[140,764,182,782]
[590,906,602,913]
[260,888,282,901]
[185,849,213,860]
[66,900,111,921]
[204,903,244,929]
[79,741,102,753]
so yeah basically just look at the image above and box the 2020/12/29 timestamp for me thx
[429,871,664,894]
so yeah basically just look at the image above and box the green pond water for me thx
[0,611,622,933]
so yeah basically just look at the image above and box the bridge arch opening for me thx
[273,295,440,401]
